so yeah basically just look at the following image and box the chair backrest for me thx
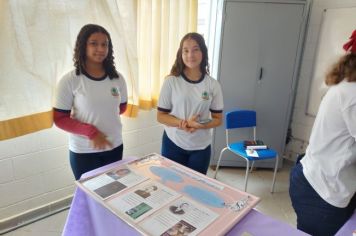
[225,110,256,129]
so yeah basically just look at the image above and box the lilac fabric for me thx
[335,210,356,236]
[227,210,310,236]
[62,157,139,236]
[62,157,310,236]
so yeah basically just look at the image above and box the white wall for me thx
[284,0,356,161]
[0,110,163,220]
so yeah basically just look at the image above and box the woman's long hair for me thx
[325,53,356,85]
[73,24,119,79]
[169,32,209,76]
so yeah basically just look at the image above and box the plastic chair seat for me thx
[228,142,277,161]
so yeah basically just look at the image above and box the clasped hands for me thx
[178,114,204,133]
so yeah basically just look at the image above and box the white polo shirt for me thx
[158,74,223,150]
[54,70,127,153]
[301,80,356,208]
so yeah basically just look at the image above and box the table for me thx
[335,210,356,236]
[62,158,309,236]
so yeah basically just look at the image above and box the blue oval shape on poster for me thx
[182,185,224,208]
[150,166,183,183]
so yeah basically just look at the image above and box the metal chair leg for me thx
[250,161,255,172]
[244,160,250,192]
[214,147,228,179]
[270,155,279,193]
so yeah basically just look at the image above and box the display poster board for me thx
[76,153,260,236]
[307,7,356,116]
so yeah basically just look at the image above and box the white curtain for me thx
[137,0,197,109]
[0,0,138,140]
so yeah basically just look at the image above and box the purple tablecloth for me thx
[335,210,356,236]
[62,157,309,236]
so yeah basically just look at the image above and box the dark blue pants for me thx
[69,144,123,180]
[289,160,356,236]
[161,131,211,174]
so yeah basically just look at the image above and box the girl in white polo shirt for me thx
[157,32,224,174]
[53,24,127,180]
[289,30,356,236]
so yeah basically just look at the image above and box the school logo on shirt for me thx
[111,87,120,97]
[201,91,209,100]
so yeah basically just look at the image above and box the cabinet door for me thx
[255,3,304,156]
[219,2,262,111]
[212,1,305,167]
[213,2,263,166]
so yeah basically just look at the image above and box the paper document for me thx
[82,166,148,199]
[140,197,219,236]
[246,149,259,158]
[107,180,180,222]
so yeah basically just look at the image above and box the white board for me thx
[307,7,356,116]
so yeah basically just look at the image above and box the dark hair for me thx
[73,24,119,79]
[325,53,356,85]
[170,32,209,76]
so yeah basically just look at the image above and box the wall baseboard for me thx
[0,195,73,235]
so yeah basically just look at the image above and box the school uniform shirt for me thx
[54,70,127,153]
[301,80,356,208]
[158,74,224,150]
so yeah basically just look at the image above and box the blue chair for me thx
[213,110,278,193]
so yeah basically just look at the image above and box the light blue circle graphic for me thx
[150,166,183,183]
[182,185,224,208]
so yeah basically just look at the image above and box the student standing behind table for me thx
[157,32,224,174]
[53,24,128,180]
[289,30,356,236]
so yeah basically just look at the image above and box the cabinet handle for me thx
[259,67,263,80]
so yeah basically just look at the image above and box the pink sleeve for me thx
[119,103,127,114]
[53,110,98,140]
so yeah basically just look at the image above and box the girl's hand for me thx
[178,119,188,129]
[185,114,204,133]
[178,120,195,133]
[90,131,113,150]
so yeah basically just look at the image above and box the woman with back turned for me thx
[289,30,356,236]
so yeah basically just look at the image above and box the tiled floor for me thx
[3,160,297,235]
